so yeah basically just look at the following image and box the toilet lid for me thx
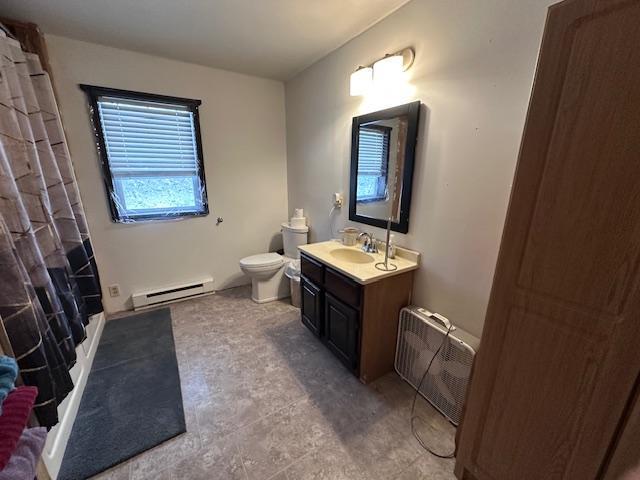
[240,253,283,268]
[281,222,309,233]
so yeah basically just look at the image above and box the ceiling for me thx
[1,0,409,80]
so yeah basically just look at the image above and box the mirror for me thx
[349,101,420,233]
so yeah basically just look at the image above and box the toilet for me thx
[240,222,309,303]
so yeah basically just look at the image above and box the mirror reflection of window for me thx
[356,125,391,203]
[355,117,407,222]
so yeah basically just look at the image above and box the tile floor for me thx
[91,286,456,480]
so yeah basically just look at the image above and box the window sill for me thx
[111,209,209,223]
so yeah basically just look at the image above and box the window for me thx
[81,85,208,222]
[356,125,391,202]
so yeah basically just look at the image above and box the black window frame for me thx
[80,84,209,223]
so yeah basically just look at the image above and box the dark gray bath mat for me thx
[59,307,186,480]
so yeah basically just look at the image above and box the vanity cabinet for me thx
[300,251,414,383]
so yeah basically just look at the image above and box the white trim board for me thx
[42,311,105,479]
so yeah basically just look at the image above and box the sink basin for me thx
[329,248,375,264]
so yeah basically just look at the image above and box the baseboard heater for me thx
[132,278,214,309]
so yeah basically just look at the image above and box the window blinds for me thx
[97,97,199,177]
[357,126,390,176]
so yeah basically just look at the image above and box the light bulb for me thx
[373,54,404,87]
[350,66,373,96]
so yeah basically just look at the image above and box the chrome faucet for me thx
[358,232,378,253]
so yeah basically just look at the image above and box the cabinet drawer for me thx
[325,267,361,308]
[301,253,324,286]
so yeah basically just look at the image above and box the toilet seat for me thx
[239,253,284,272]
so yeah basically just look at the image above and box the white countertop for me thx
[298,240,420,285]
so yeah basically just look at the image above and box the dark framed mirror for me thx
[349,101,420,233]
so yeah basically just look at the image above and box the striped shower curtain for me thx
[0,32,103,427]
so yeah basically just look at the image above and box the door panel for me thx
[301,276,322,337]
[517,1,640,317]
[324,293,359,371]
[455,1,640,479]
[476,308,601,478]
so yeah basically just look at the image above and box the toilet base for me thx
[250,265,290,304]
[250,292,290,304]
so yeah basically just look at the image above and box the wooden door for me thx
[301,276,323,337]
[455,1,640,479]
[324,293,360,372]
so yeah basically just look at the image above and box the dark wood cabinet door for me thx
[455,1,640,479]
[324,293,359,372]
[300,276,322,337]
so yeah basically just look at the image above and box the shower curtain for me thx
[0,31,103,427]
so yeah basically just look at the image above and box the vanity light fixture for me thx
[350,47,415,96]
[350,66,373,96]
[373,54,404,86]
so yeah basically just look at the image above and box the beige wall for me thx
[285,0,552,338]
[47,35,288,313]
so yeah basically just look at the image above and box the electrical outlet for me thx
[108,284,120,297]
[333,192,343,207]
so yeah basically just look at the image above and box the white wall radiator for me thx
[395,306,479,425]
[132,278,214,310]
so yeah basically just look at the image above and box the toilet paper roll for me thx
[290,217,307,228]
[294,208,304,218]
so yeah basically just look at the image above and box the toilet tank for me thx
[281,222,309,258]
